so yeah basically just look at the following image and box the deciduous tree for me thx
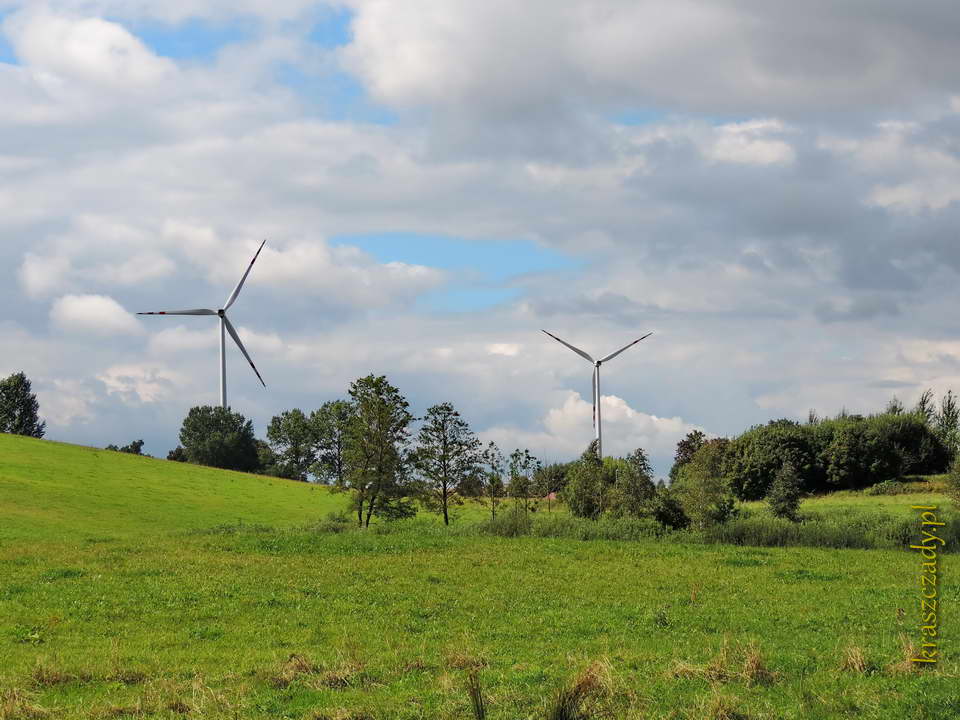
[413,402,481,525]
[0,371,45,438]
[178,405,259,472]
[341,375,415,527]
[266,408,316,481]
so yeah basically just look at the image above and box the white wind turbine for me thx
[139,240,267,408]
[541,329,652,458]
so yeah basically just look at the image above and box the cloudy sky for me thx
[3,0,960,475]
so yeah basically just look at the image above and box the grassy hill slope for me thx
[0,434,343,543]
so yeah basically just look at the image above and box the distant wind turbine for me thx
[541,329,652,458]
[139,240,267,409]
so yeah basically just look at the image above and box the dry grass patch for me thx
[699,689,749,720]
[90,700,152,718]
[0,688,49,720]
[544,658,614,720]
[445,649,488,671]
[165,699,191,715]
[29,660,92,688]
[269,653,320,689]
[667,641,776,687]
[887,635,920,674]
[316,659,366,690]
[839,644,868,674]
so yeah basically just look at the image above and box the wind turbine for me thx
[541,330,652,458]
[139,240,267,408]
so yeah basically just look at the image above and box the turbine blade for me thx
[137,309,217,316]
[223,240,266,310]
[541,330,594,363]
[223,316,266,388]
[598,332,653,363]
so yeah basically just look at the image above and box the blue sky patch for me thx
[333,233,581,312]
[130,17,255,61]
[308,6,353,48]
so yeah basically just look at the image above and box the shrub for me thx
[672,439,737,529]
[649,486,689,530]
[945,459,960,505]
[864,479,907,496]
[725,420,819,500]
[767,461,802,521]
[479,507,532,537]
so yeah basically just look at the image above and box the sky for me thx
[3,0,960,477]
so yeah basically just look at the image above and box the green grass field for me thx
[1,434,957,719]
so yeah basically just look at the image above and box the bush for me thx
[726,420,819,500]
[864,479,907,496]
[767,461,802,521]
[672,439,736,528]
[649,486,689,530]
[945,459,960,505]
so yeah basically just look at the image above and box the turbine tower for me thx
[139,240,267,408]
[541,329,652,458]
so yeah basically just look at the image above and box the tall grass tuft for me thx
[544,659,612,720]
[466,670,486,720]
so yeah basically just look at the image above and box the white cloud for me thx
[4,10,176,91]
[97,363,184,404]
[50,294,142,336]
[35,378,97,426]
[481,391,703,467]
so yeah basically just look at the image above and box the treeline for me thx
[163,374,561,528]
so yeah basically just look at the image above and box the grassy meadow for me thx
[1,434,957,719]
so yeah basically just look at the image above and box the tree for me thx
[255,439,281,476]
[178,405,259,472]
[507,448,539,512]
[310,400,352,486]
[0,372,45,438]
[768,460,802,521]
[106,439,145,455]
[563,440,611,519]
[914,389,936,426]
[478,441,506,519]
[669,429,706,481]
[413,402,482,525]
[167,446,188,462]
[266,409,316,481]
[936,390,960,460]
[885,396,905,415]
[607,448,656,518]
[534,462,569,512]
[725,420,818,500]
[649,485,689,530]
[341,375,415,527]
[672,439,736,528]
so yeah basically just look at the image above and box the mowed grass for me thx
[2,435,958,719]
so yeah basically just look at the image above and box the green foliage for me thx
[945,459,960,505]
[669,429,706,481]
[727,412,949,499]
[649,485,689,530]
[936,389,960,459]
[106,439,145,455]
[767,461,802,521]
[864,479,908,496]
[477,441,506,519]
[178,405,259,472]
[266,408,315,481]
[412,402,481,525]
[726,419,818,500]
[342,374,415,527]
[507,447,540,512]
[672,438,736,528]
[309,399,352,485]
[0,371,45,438]
[166,446,188,462]
[478,506,533,537]
[562,441,610,519]
[606,448,656,518]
